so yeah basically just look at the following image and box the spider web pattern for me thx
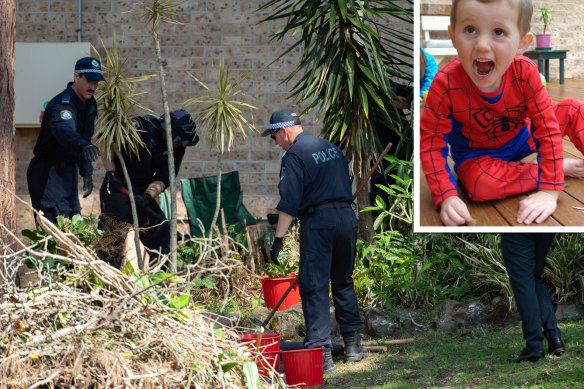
[421,57,566,207]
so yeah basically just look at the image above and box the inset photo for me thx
[415,1,584,232]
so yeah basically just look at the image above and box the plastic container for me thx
[281,346,323,388]
[240,333,282,378]
[260,272,300,311]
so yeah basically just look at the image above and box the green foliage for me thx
[22,214,102,270]
[546,234,584,304]
[184,59,257,154]
[537,7,553,34]
[135,272,191,319]
[242,360,260,389]
[94,34,153,161]
[259,0,413,177]
[355,232,471,309]
[454,234,514,311]
[362,157,413,233]
[177,242,201,267]
[262,225,299,278]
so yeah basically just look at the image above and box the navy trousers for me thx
[501,233,560,352]
[299,206,364,349]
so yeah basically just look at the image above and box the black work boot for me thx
[323,347,337,374]
[342,330,368,362]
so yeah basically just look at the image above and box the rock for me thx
[490,296,510,322]
[466,302,487,323]
[270,310,304,339]
[555,303,581,321]
[364,307,397,338]
[434,300,490,332]
[330,306,340,336]
[398,311,426,335]
[201,311,240,328]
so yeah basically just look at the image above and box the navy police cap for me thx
[74,57,105,82]
[261,108,301,137]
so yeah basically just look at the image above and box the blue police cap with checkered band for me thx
[261,108,301,137]
[74,57,105,82]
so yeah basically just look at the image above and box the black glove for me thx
[82,144,101,162]
[270,237,284,264]
[82,175,93,198]
[105,171,123,193]
[134,192,152,210]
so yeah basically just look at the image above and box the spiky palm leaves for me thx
[184,59,257,236]
[94,36,154,270]
[132,0,185,272]
[260,0,413,177]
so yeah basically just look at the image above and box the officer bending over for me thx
[27,57,104,224]
[99,110,198,268]
[263,109,366,374]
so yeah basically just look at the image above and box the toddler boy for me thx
[421,0,584,226]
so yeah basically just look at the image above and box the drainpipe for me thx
[78,0,82,42]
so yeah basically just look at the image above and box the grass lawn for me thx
[322,321,584,388]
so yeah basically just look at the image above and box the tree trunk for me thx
[117,152,143,270]
[355,175,374,244]
[152,28,177,273]
[209,153,222,240]
[0,0,16,249]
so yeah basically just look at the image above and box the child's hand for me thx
[440,196,473,226]
[517,190,559,224]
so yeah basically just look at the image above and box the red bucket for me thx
[281,346,323,387]
[240,333,282,378]
[260,272,300,311]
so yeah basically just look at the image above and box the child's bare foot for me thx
[563,158,584,178]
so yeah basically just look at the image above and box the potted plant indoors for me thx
[535,7,553,50]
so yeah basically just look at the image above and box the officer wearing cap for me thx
[27,57,105,224]
[263,109,366,374]
[99,110,198,268]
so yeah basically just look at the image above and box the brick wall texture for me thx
[14,0,413,232]
[421,0,584,78]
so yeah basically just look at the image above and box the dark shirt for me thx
[27,82,97,212]
[33,82,97,176]
[277,132,352,217]
[113,115,185,192]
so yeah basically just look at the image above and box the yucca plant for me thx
[184,59,257,240]
[455,235,515,312]
[259,0,413,241]
[545,234,584,304]
[132,0,185,272]
[94,36,154,270]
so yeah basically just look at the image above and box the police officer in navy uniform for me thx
[502,233,565,363]
[27,57,104,224]
[99,110,198,268]
[263,109,366,374]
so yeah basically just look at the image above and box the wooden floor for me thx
[418,79,584,229]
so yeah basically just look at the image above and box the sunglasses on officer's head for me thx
[270,128,282,141]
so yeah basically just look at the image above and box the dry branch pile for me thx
[0,214,274,389]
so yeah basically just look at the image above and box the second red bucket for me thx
[240,333,282,378]
[281,346,324,387]
[260,272,300,311]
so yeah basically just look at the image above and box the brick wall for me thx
[15,0,413,232]
[421,0,584,79]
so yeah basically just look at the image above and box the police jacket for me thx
[27,82,98,212]
[276,132,353,217]
[113,115,185,193]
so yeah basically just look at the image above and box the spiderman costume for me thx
[421,56,584,207]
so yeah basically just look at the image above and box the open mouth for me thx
[474,59,494,76]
